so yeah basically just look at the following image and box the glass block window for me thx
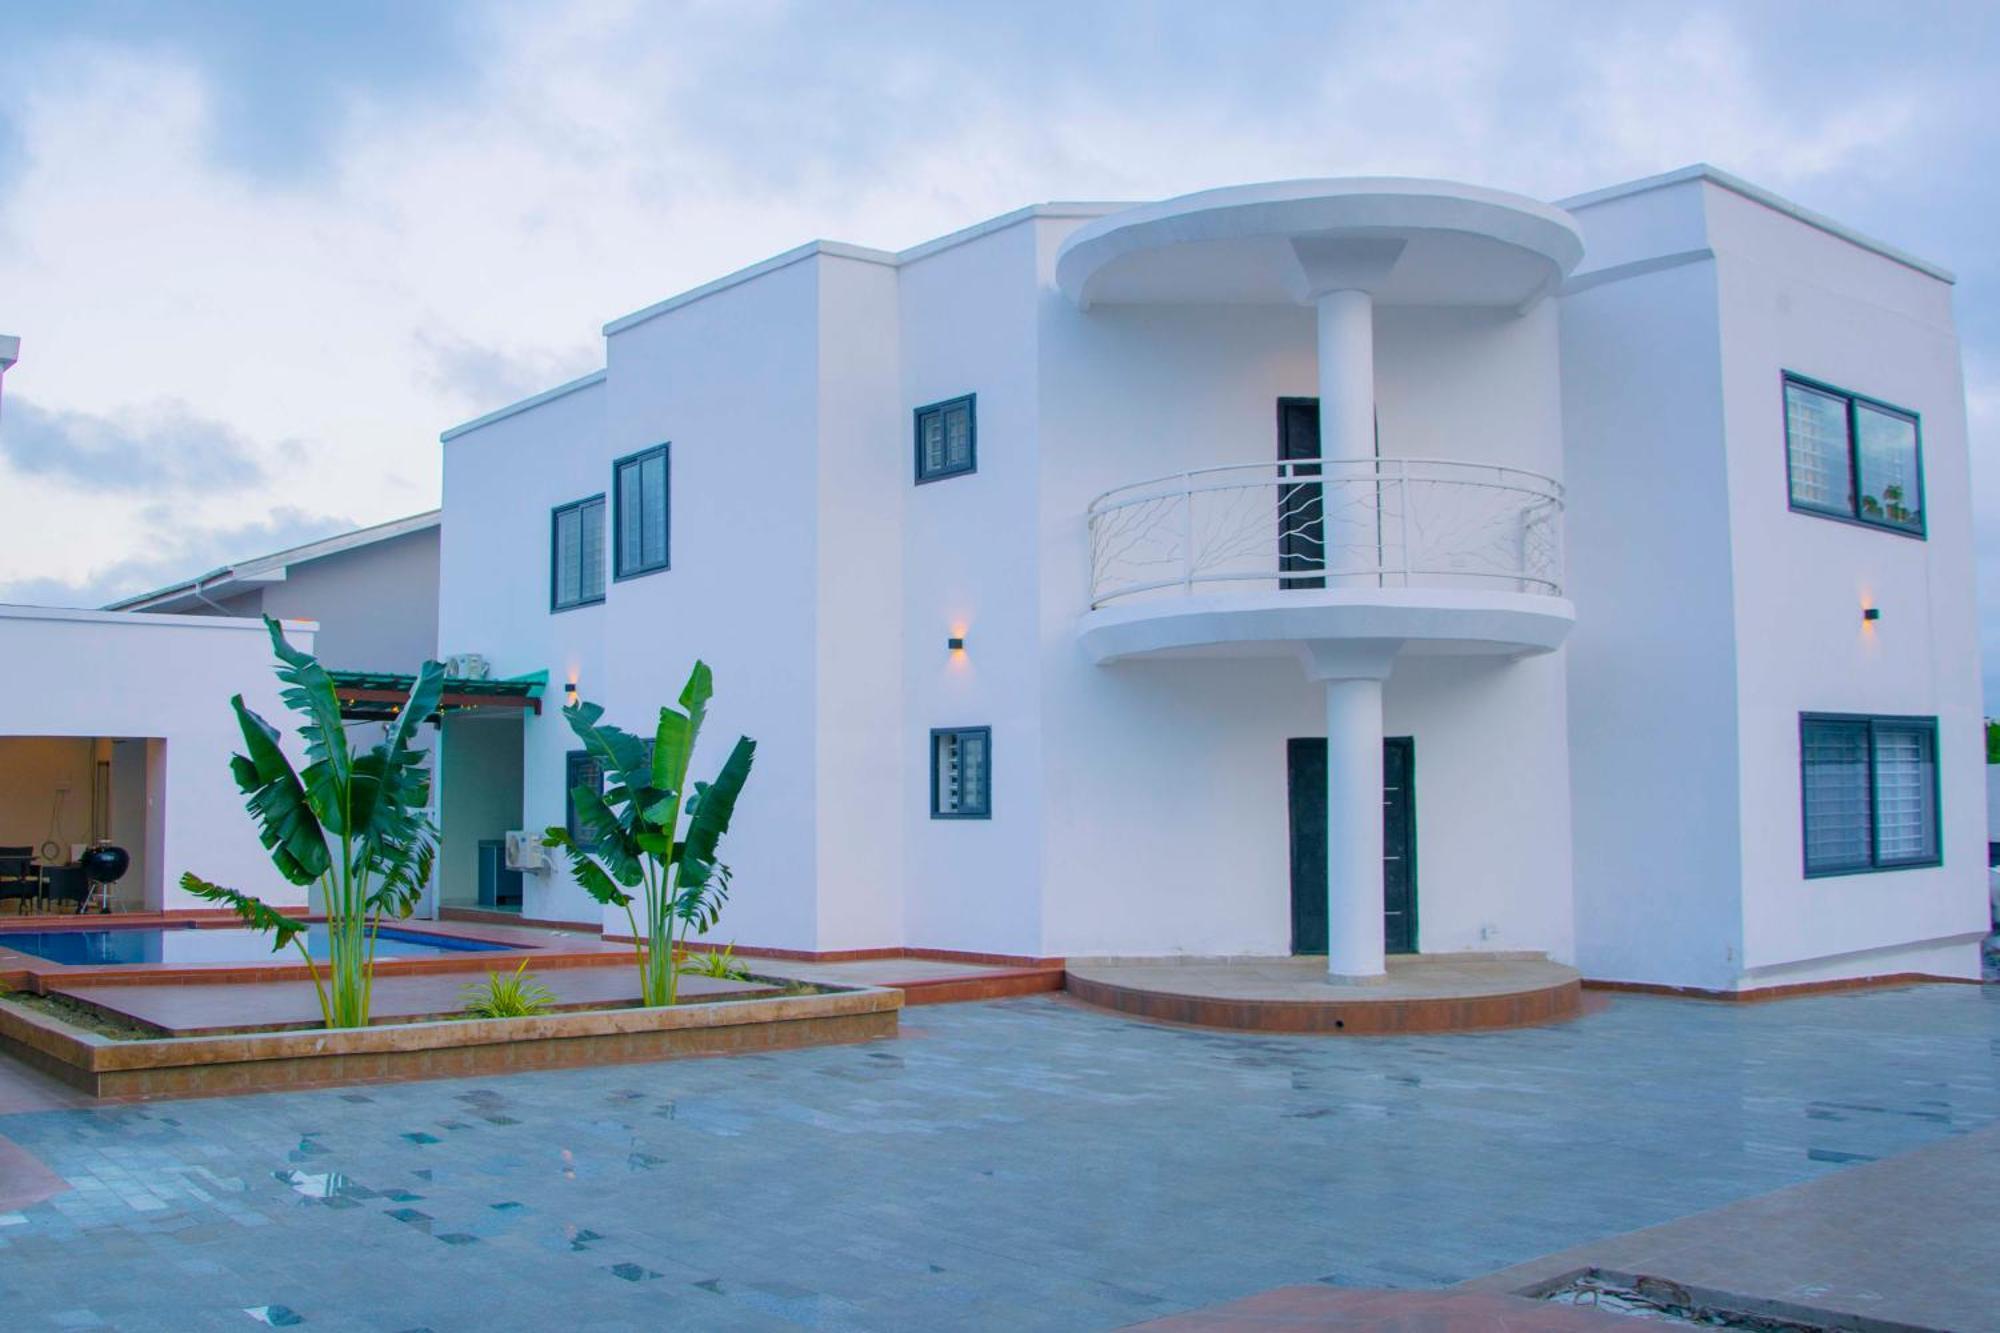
[615,444,670,578]
[565,750,606,850]
[1801,715,1940,876]
[550,495,606,611]
[930,726,991,819]
[915,395,976,483]
[1784,375,1923,535]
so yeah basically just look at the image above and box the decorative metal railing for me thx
[1087,456,1564,608]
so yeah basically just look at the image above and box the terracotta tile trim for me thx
[1582,972,1983,1002]
[1064,970,1582,1035]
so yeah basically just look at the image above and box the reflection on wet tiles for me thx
[1808,1148,1879,1163]
[608,1262,660,1281]
[243,1305,304,1326]
[400,1132,440,1145]
[0,987,1989,1330]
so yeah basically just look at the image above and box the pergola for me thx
[330,669,547,724]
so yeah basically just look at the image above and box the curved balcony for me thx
[1079,456,1575,666]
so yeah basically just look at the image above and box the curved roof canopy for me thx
[1055,178,1585,312]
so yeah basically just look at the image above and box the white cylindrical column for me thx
[1315,288,1375,460]
[1314,289,1376,584]
[1323,673,1386,982]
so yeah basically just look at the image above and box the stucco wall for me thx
[0,607,311,910]
[1705,182,1987,983]
[1559,185,1746,991]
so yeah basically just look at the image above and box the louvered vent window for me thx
[551,495,606,611]
[930,727,991,819]
[1801,715,1939,876]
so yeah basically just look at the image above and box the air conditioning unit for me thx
[504,830,548,873]
[444,652,491,680]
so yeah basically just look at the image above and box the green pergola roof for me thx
[331,669,547,723]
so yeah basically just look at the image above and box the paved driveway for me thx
[0,985,1994,1331]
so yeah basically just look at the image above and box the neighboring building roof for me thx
[106,509,441,614]
[1557,163,1954,285]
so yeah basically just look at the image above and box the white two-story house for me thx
[434,166,1986,994]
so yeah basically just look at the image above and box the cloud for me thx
[0,505,355,609]
[0,0,1995,694]
[0,395,276,492]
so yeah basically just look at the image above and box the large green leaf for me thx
[543,827,636,909]
[677,735,755,894]
[560,701,652,799]
[568,783,643,887]
[179,873,308,952]
[263,617,353,813]
[366,820,436,920]
[228,695,331,885]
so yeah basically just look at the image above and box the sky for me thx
[0,0,1996,695]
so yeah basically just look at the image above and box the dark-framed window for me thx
[930,726,990,819]
[550,495,606,612]
[614,444,670,579]
[565,750,607,849]
[914,395,976,483]
[1784,374,1924,536]
[1800,714,1940,877]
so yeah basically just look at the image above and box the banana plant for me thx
[542,662,756,1006]
[182,617,443,1028]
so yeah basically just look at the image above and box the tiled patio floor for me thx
[0,984,1992,1330]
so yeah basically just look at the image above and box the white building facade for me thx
[434,166,1987,992]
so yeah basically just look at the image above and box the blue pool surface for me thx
[0,924,512,967]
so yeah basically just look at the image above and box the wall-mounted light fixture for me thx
[1862,607,1881,623]
[565,679,580,707]
[947,636,966,652]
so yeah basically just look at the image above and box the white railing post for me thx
[1179,471,1195,593]
[1395,460,1411,588]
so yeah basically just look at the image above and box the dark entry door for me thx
[1286,736,1417,956]
[1276,398,1324,589]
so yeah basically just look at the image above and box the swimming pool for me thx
[0,925,514,967]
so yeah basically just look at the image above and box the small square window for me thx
[1800,714,1940,877]
[615,444,670,579]
[915,395,976,483]
[550,495,606,611]
[565,750,606,849]
[930,726,990,819]
[1784,375,1923,536]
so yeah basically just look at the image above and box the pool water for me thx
[0,925,512,967]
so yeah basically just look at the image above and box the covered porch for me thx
[1057,178,1584,983]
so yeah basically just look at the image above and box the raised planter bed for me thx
[0,984,901,1101]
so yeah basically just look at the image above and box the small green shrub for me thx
[459,961,557,1018]
[680,942,750,981]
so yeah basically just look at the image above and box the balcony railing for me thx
[1087,456,1564,608]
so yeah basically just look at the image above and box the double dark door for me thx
[1286,736,1416,956]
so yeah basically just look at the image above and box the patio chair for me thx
[38,865,89,915]
[0,848,38,913]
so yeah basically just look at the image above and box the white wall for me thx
[1706,182,1987,983]
[812,254,907,949]
[0,606,312,910]
[899,219,1049,955]
[1559,186,1746,990]
[440,374,610,925]
[1031,215,1576,960]
[230,527,440,673]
